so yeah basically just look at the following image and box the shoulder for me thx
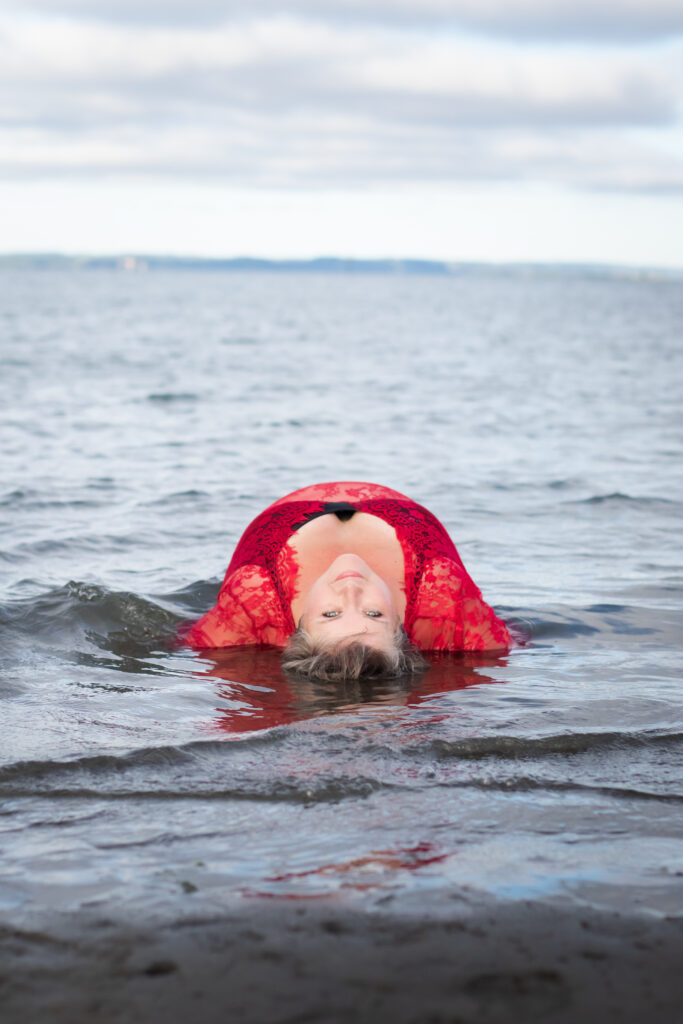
[185,564,290,648]
[409,556,511,652]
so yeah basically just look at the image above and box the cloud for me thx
[0,7,682,194]
[14,1,683,42]
[2,15,678,126]
[4,124,682,196]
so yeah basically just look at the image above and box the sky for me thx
[1,0,683,266]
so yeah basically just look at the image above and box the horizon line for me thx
[1,252,682,278]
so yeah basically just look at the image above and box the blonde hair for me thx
[281,626,426,682]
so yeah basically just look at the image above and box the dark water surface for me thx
[1,269,682,921]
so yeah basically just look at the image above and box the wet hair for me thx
[282,625,427,682]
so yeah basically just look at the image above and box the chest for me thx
[286,512,407,620]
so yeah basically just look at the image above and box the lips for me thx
[334,571,364,581]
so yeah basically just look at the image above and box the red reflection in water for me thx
[240,842,452,900]
[269,842,450,881]
[196,646,507,735]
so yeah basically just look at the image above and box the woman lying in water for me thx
[184,481,511,680]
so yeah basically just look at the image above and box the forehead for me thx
[312,623,395,652]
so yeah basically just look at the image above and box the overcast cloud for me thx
[1,1,682,194]
[12,1,683,41]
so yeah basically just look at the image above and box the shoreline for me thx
[2,897,681,1023]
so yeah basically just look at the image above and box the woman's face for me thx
[301,554,400,650]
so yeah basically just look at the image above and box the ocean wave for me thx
[160,578,221,615]
[408,729,683,760]
[517,604,670,642]
[0,779,386,803]
[438,776,683,803]
[567,492,681,509]
[0,487,102,510]
[2,764,679,807]
[0,736,387,804]
[513,612,600,639]
[145,392,200,403]
[8,535,141,559]
[143,489,211,508]
[0,580,182,655]
[0,735,281,785]
[1,579,218,627]
[2,727,680,793]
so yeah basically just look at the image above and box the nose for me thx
[332,577,365,604]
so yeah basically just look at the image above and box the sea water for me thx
[1,268,682,920]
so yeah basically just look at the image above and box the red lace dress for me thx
[184,482,511,652]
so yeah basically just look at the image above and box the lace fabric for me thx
[184,482,511,652]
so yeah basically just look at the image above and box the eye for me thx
[365,610,383,618]
[322,610,341,618]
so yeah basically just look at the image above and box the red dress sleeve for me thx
[184,564,290,649]
[409,556,511,652]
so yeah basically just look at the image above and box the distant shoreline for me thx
[1,253,681,280]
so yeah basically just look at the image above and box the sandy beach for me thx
[2,897,681,1024]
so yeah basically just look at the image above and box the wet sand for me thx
[1,898,681,1024]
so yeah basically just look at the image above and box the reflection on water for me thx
[203,646,507,735]
[244,841,451,900]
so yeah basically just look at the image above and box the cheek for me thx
[301,580,324,617]
[378,589,398,617]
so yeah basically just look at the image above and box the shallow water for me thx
[1,268,682,922]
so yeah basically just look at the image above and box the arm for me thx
[409,557,511,652]
[184,564,290,649]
